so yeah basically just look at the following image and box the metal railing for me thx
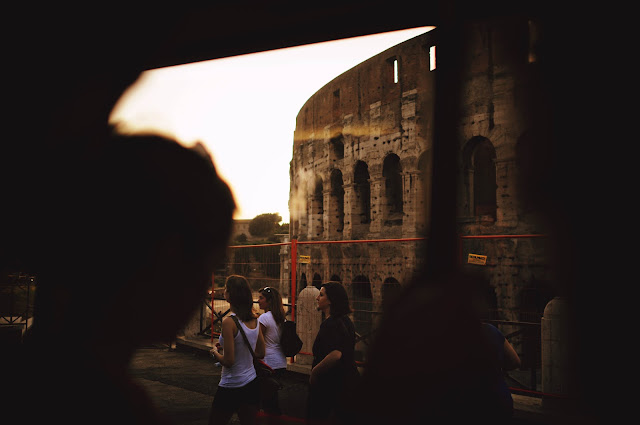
[191,234,554,393]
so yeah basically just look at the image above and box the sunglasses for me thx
[261,287,273,294]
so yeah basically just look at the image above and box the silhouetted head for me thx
[225,274,255,322]
[30,133,236,346]
[322,281,352,318]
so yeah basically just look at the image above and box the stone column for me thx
[342,183,355,239]
[293,283,322,370]
[402,171,418,237]
[541,297,571,408]
[369,176,384,234]
[322,187,331,240]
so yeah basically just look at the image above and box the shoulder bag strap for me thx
[231,315,256,359]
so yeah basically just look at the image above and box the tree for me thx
[248,213,282,238]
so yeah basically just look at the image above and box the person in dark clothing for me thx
[6,134,236,425]
[482,322,522,421]
[307,281,359,425]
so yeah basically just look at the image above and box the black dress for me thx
[307,315,359,423]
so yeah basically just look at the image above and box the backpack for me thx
[280,320,303,357]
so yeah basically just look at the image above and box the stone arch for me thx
[463,136,497,221]
[329,274,341,282]
[312,273,322,291]
[329,135,345,162]
[381,277,402,311]
[352,275,372,337]
[353,161,371,236]
[311,176,324,238]
[298,273,307,294]
[329,169,345,236]
[382,153,403,225]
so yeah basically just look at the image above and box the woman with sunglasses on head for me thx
[257,286,287,417]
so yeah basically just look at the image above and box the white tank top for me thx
[258,311,287,370]
[218,314,258,388]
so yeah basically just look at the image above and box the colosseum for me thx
[288,21,554,363]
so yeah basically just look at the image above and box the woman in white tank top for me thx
[257,286,287,415]
[209,275,265,425]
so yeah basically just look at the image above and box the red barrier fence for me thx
[205,234,552,393]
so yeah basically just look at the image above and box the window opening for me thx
[354,161,371,225]
[383,154,403,225]
[313,179,324,238]
[330,170,344,234]
[312,273,322,291]
[393,59,399,83]
[429,45,436,71]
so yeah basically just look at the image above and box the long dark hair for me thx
[322,281,352,318]
[259,286,286,325]
[225,275,256,322]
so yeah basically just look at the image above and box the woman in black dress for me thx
[307,281,359,424]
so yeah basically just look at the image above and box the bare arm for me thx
[255,322,266,359]
[210,317,236,368]
[309,350,342,385]
[502,339,521,371]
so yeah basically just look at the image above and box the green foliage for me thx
[249,213,282,238]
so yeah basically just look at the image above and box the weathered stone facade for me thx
[289,22,554,351]
[288,30,437,342]
[290,30,436,243]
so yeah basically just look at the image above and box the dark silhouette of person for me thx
[5,133,236,425]
[307,281,359,425]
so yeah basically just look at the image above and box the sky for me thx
[109,26,434,223]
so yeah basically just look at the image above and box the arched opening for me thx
[312,273,322,291]
[312,178,324,238]
[298,273,307,294]
[329,169,344,235]
[329,274,341,283]
[382,154,403,226]
[329,135,344,161]
[474,141,497,218]
[353,161,371,232]
[381,277,402,311]
[464,137,497,221]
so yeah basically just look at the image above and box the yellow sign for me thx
[467,253,487,265]
[299,255,311,264]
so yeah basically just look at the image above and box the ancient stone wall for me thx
[454,19,555,329]
[289,22,554,340]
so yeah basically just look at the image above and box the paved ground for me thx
[129,343,592,425]
[129,344,309,425]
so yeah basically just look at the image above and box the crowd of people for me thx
[207,275,361,425]
[203,275,521,425]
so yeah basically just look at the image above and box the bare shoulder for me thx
[222,316,237,329]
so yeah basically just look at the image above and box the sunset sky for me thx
[109,26,434,223]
